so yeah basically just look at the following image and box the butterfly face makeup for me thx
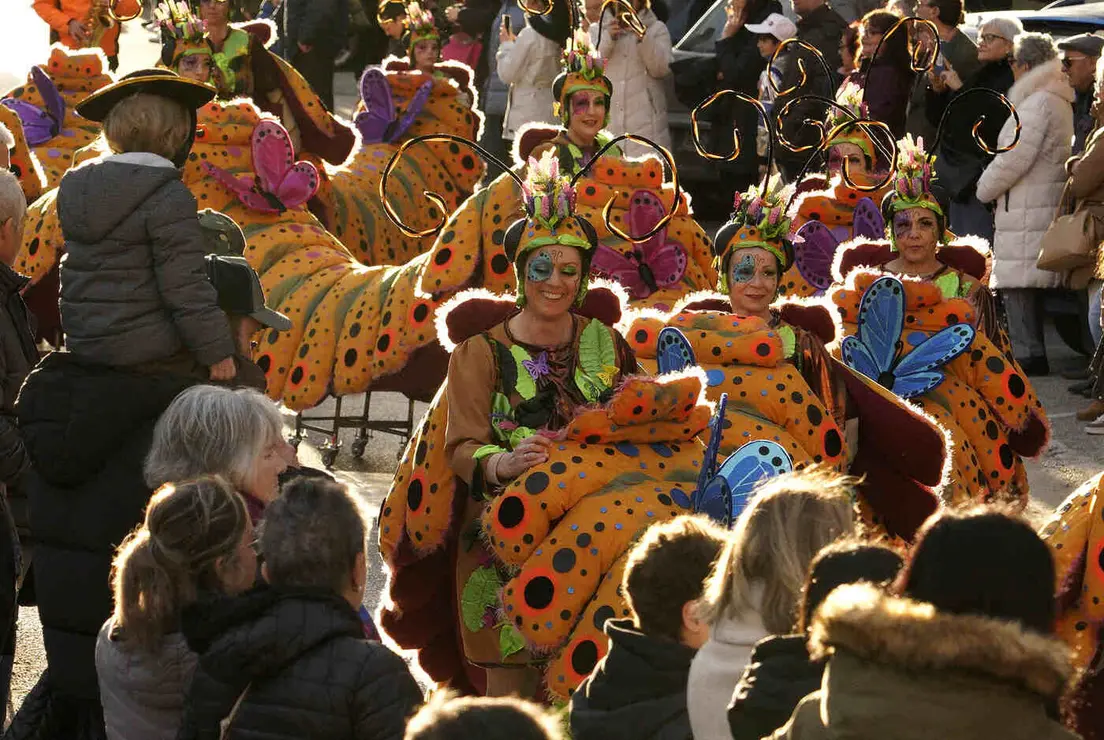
[726,248,780,319]
[827,142,870,183]
[177,53,213,85]
[523,246,583,319]
[892,207,940,267]
[567,90,607,145]
[413,39,440,72]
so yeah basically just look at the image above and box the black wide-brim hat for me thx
[76,68,217,123]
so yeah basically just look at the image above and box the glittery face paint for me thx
[527,250,555,283]
[524,247,583,316]
[892,209,939,239]
[727,248,780,318]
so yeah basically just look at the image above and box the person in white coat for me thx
[593,0,672,157]
[977,32,1074,377]
[496,1,568,143]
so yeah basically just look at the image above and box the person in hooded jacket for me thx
[176,477,422,739]
[7,226,293,740]
[771,506,1078,740]
[569,516,727,740]
[57,70,237,385]
[95,477,258,740]
[726,540,903,740]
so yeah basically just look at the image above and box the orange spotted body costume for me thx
[1042,472,1104,674]
[379,288,716,700]
[2,47,112,190]
[323,63,485,265]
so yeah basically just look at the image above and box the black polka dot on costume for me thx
[1007,374,1025,398]
[525,472,550,494]
[593,605,616,630]
[551,462,567,474]
[407,479,423,511]
[986,356,1005,374]
[497,495,525,528]
[998,444,1014,469]
[571,639,599,676]
[806,405,823,426]
[552,548,576,573]
[824,429,842,458]
[755,343,770,357]
[524,576,555,610]
[576,532,591,547]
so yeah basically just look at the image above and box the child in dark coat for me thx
[58,69,237,381]
[569,516,727,740]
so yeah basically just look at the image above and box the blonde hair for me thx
[698,466,855,634]
[110,476,248,653]
[101,92,191,160]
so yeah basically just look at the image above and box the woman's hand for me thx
[499,17,515,42]
[496,435,552,481]
[928,67,947,93]
[446,4,460,22]
[941,67,962,92]
[208,356,237,381]
[68,18,89,45]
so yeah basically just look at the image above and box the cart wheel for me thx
[290,436,303,450]
[352,438,368,458]
[322,447,339,469]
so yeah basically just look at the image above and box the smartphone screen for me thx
[933,50,946,75]
[503,15,512,34]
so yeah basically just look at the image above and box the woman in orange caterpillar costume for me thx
[378,134,719,701]
[381,1,478,108]
[827,133,1048,505]
[622,107,947,540]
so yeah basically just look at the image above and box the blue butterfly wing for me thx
[656,327,697,375]
[855,276,906,373]
[717,440,794,521]
[894,323,976,376]
[841,335,882,383]
[694,476,733,526]
[695,394,727,497]
[890,371,945,399]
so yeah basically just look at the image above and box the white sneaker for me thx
[1086,413,1104,435]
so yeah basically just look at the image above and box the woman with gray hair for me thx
[145,385,295,522]
[977,31,1074,377]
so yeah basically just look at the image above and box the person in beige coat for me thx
[976,33,1074,376]
[496,6,566,142]
[593,0,672,157]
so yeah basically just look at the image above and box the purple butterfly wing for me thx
[355,68,395,144]
[794,220,841,292]
[31,66,64,136]
[591,245,649,299]
[852,197,885,239]
[388,79,434,142]
[0,99,54,147]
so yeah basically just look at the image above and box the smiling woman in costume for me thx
[526,28,622,174]
[445,149,636,696]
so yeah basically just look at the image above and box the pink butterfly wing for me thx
[794,220,840,292]
[201,161,276,213]
[250,119,319,210]
[591,245,649,299]
[629,189,687,290]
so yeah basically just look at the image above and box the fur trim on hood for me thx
[1008,58,1075,107]
[809,584,1074,700]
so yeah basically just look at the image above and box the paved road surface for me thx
[4,14,1103,717]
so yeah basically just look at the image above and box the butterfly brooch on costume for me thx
[355,68,433,144]
[202,119,320,214]
[1,66,65,147]
[793,197,883,293]
[840,275,975,399]
[688,394,793,527]
[591,189,688,300]
[522,351,550,381]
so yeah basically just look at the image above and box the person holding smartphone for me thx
[496,0,569,144]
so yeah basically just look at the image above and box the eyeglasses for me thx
[979,33,1008,44]
[1062,55,1088,68]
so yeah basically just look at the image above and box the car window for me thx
[676,0,727,53]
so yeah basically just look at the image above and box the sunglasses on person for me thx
[1062,55,1088,68]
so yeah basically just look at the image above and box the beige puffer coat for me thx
[497,24,562,140]
[976,59,1074,290]
[593,6,672,158]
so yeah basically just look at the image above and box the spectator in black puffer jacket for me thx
[285,0,350,110]
[406,691,564,740]
[6,228,291,740]
[177,477,422,740]
[726,540,903,740]
[569,516,727,740]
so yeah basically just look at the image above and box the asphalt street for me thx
[2,14,1102,716]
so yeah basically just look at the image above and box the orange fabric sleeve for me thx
[444,335,497,486]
